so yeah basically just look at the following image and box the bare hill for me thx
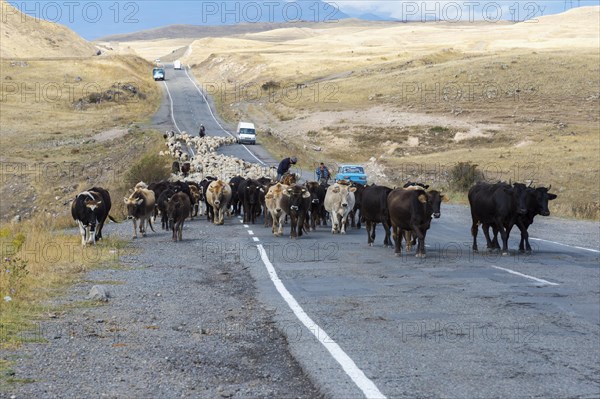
[0,0,97,58]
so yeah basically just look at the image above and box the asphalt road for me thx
[158,63,600,399]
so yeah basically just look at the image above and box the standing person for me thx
[199,124,206,138]
[277,156,297,181]
[315,162,330,185]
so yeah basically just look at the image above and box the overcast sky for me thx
[6,0,599,40]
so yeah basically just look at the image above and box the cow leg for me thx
[278,214,285,236]
[471,220,479,252]
[393,226,402,256]
[290,215,297,238]
[177,220,183,241]
[366,221,373,246]
[356,210,362,229]
[77,221,87,246]
[340,214,348,235]
[330,212,337,234]
[382,221,392,248]
[494,220,510,255]
[413,226,426,258]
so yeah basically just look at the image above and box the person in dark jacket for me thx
[277,156,297,181]
[199,124,206,138]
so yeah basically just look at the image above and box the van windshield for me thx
[239,128,255,135]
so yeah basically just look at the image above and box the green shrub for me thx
[125,153,170,187]
[449,162,484,192]
[429,126,450,134]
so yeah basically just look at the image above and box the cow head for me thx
[532,185,557,216]
[511,183,530,215]
[284,186,311,212]
[426,190,447,218]
[124,192,144,219]
[84,197,102,212]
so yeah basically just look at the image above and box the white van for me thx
[174,60,182,70]
[237,122,256,145]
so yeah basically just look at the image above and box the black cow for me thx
[361,185,393,247]
[281,185,311,238]
[166,192,191,242]
[388,189,445,258]
[71,187,113,246]
[468,182,528,255]
[200,177,218,221]
[229,176,244,216]
[181,162,191,177]
[238,178,262,224]
[348,182,366,229]
[305,181,327,230]
[157,187,177,230]
[487,184,557,253]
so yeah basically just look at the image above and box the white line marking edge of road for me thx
[530,237,600,254]
[491,265,559,286]
[257,245,386,399]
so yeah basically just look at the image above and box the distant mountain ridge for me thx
[97,21,329,42]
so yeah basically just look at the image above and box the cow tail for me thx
[148,218,156,232]
[108,215,119,223]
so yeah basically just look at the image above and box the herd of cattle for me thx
[71,131,557,258]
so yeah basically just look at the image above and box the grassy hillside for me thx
[184,7,599,219]
[0,0,97,58]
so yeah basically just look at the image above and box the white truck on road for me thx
[174,60,182,70]
[237,122,256,145]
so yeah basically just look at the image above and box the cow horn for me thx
[547,184,551,191]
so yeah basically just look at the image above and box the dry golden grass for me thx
[0,217,130,349]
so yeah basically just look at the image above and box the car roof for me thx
[340,164,364,168]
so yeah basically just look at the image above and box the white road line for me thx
[491,265,559,286]
[239,219,244,223]
[248,230,254,235]
[163,81,181,134]
[529,238,600,254]
[182,66,266,165]
[252,237,259,242]
[243,224,249,228]
[163,80,195,158]
[257,245,386,399]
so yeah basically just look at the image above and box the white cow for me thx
[324,183,356,234]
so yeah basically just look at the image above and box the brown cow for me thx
[166,191,191,242]
[388,189,446,258]
[189,184,201,218]
[124,188,156,238]
[265,183,289,236]
[280,173,297,186]
[206,180,232,225]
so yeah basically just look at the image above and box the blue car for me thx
[335,164,368,185]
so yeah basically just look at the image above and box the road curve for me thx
[160,63,600,398]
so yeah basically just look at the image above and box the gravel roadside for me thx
[0,216,323,399]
